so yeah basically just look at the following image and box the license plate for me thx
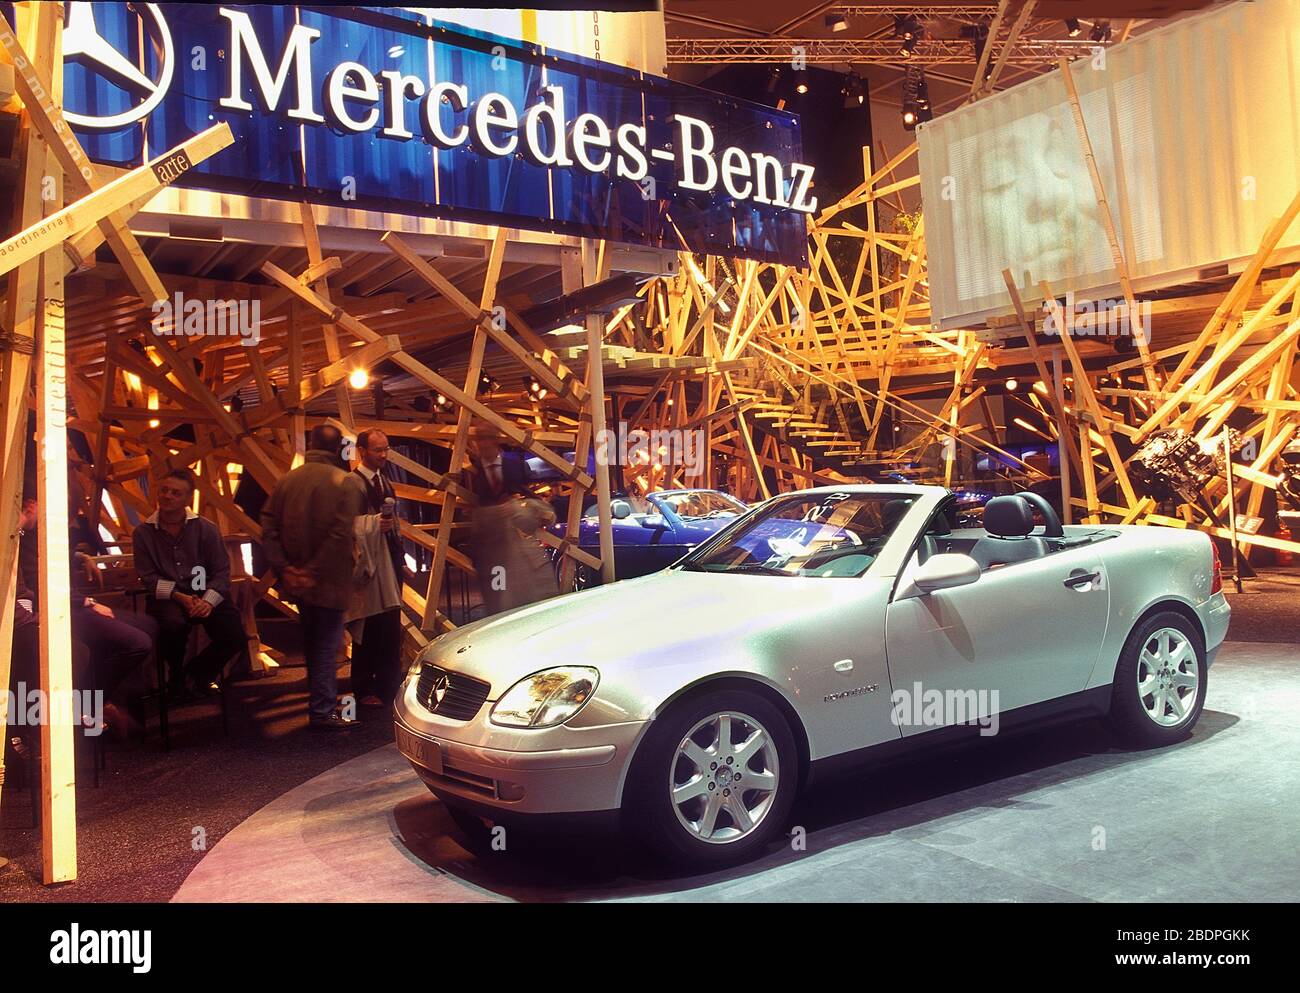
[397,725,443,775]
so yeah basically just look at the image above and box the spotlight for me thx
[1090,20,1112,43]
[348,368,369,390]
[842,72,865,108]
[894,14,922,58]
[1064,17,1081,37]
[893,14,921,41]
[825,13,847,33]
[1005,378,1019,392]
[479,373,498,393]
[901,65,932,131]
[794,71,809,95]
[435,392,449,407]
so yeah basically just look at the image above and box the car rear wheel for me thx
[1109,611,1207,747]
[627,688,798,868]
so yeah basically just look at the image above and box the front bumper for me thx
[393,674,646,816]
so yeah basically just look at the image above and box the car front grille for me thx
[415,663,491,721]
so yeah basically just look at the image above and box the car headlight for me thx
[489,666,599,728]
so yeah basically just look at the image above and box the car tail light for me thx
[1210,541,1223,595]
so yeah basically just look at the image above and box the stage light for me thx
[894,14,921,41]
[1064,18,1081,37]
[901,65,931,131]
[894,14,923,58]
[794,71,809,94]
[765,68,782,95]
[1090,20,1112,43]
[826,13,847,33]
[1005,378,1019,391]
[348,368,369,390]
[435,392,449,407]
[843,72,865,108]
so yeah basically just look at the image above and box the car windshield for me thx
[657,491,746,520]
[680,491,919,578]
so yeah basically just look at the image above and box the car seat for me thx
[969,495,1049,570]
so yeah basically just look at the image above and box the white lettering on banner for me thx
[472,92,518,157]
[378,70,426,140]
[423,82,469,148]
[208,11,818,213]
[674,114,718,192]
[218,7,324,123]
[325,61,380,133]
[522,85,572,167]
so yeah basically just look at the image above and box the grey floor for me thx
[173,640,1300,903]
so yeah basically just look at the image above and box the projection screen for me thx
[919,0,1300,329]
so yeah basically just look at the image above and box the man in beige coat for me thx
[346,429,404,712]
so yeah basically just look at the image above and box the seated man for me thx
[17,495,156,734]
[133,469,247,697]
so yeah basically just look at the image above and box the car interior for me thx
[914,492,1118,571]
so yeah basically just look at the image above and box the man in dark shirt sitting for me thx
[133,469,247,697]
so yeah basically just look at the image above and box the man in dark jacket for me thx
[133,469,247,697]
[261,425,364,731]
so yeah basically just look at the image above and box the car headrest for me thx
[881,499,912,532]
[983,495,1035,538]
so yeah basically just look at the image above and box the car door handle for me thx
[1063,570,1100,589]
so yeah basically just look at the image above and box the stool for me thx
[149,625,234,751]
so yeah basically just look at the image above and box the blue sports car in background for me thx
[550,489,749,589]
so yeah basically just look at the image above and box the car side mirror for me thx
[611,499,632,520]
[905,553,981,597]
[640,513,668,530]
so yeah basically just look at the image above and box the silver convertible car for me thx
[395,485,1231,867]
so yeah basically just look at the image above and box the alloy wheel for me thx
[1137,626,1199,727]
[669,711,780,844]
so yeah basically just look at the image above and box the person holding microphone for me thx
[346,429,406,713]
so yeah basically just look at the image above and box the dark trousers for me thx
[299,602,346,721]
[71,606,157,703]
[6,625,86,698]
[147,599,246,689]
[351,607,403,703]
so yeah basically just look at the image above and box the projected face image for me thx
[945,77,1162,306]
[972,108,1107,279]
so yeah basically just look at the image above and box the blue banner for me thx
[58,3,811,265]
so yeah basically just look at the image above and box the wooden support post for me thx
[583,242,616,585]
[1057,57,1158,392]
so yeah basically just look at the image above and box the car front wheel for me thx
[1109,611,1207,747]
[627,689,798,868]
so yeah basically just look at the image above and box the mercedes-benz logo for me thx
[63,1,174,130]
[430,673,450,708]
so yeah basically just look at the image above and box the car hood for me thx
[422,568,860,696]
